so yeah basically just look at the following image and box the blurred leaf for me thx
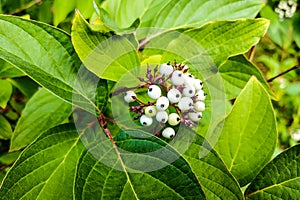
[0,151,20,165]
[4,110,18,121]
[292,12,300,48]
[71,11,140,82]
[0,115,12,140]
[214,77,277,186]
[76,0,94,19]
[285,82,300,96]
[260,5,291,49]
[0,80,12,108]
[0,59,25,78]
[10,88,72,151]
[100,0,151,29]
[53,0,76,26]
[8,76,39,98]
[0,124,85,200]
[245,144,300,199]
[219,55,274,99]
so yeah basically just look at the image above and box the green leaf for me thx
[292,12,300,48]
[0,80,12,108]
[0,15,106,113]
[143,19,269,71]
[245,144,300,199]
[181,128,244,200]
[214,77,277,186]
[140,0,263,36]
[219,55,274,99]
[53,0,76,26]
[8,76,39,98]
[100,0,151,29]
[0,115,12,140]
[0,124,85,200]
[10,88,72,151]
[0,151,20,165]
[0,59,24,78]
[71,11,140,82]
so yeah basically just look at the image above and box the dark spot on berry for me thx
[178,74,182,77]
[149,88,152,92]
[162,119,166,122]
[189,90,193,94]
[198,115,202,118]
[188,74,193,78]
[176,94,180,98]
[170,134,174,138]
[189,103,193,106]
[200,82,203,85]
[161,104,165,108]
[177,117,180,121]
[143,122,147,125]
[149,110,152,113]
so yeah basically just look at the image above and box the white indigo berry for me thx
[195,90,206,101]
[140,115,153,126]
[188,112,202,122]
[156,96,169,111]
[183,73,194,85]
[159,63,173,76]
[167,88,181,103]
[145,106,157,117]
[156,111,168,123]
[148,85,161,99]
[194,101,205,112]
[171,70,185,85]
[182,85,196,97]
[124,91,136,103]
[162,127,175,139]
[178,97,193,111]
[168,113,181,126]
[194,79,203,90]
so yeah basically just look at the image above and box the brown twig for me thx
[267,64,300,82]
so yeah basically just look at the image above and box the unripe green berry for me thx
[168,113,181,126]
[145,106,157,117]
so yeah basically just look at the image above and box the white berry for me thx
[145,106,157,117]
[188,112,202,122]
[178,97,193,111]
[182,85,196,97]
[156,96,169,111]
[160,63,173,76]
[183,73,194,85]
[148,85,161,99]
[167,88,181,103]
[162,127,175,139]
[124,91,136,103]
[194,101,205,112]
[194,79,203,90]
[168,113,181,126]
[195,90,206,101]
[156,111,168,123]
[171,70,185,85]
[140,115,153,126]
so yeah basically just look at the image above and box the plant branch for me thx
[9,0,42,15]
[249,45,256,61]
[267,64,300,82]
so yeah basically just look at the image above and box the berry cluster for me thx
[123,62,206,139]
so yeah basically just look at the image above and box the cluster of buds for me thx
[275,0,297,19]
[123,62,206,139]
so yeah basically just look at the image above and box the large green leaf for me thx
[245,144,300,199]
[0,59,24,78]
[10,88,72,151]
[99,0,263,35]
[219,55,274,100]
[0,79,12,108]
[71,11,140,82]
[0,124,85,200]
[0,15,107,113]
[143,19,269,73]
[214,77,277,186]
[53,0,76,26]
